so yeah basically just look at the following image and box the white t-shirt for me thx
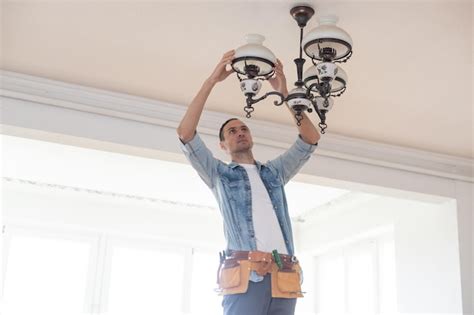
[240,163,288,254]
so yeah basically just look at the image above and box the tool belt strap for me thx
[224,250,297,275]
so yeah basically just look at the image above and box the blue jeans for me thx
[222,275,297,315]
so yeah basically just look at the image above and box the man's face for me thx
[220,119,253,154]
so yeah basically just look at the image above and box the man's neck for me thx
[231,151,255,165]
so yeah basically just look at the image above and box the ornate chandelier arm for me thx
[311,99,328,134]
[243,91,285,118]
[245,91,285,107]
[306,83,319,98]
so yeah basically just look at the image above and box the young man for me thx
[177,50,320,315]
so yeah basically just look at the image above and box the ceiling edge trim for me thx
[1,70,472,182]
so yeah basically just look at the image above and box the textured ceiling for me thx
[2,0,473,158]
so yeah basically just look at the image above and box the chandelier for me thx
[231,5,353,134]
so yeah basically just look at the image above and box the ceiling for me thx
[1,0,473,159]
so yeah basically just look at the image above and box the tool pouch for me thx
[217,260,251,295]
[270,263,304,298]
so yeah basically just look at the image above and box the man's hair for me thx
[219,118,239,141]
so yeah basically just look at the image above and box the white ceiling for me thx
[2,0,473,158]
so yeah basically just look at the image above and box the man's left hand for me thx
[268,59,288,97]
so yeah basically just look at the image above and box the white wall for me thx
[455,181,474,315]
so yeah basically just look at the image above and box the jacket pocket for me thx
[268,178,283,188]
[220,176,243,188]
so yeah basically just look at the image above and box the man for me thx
[177,50,320,315]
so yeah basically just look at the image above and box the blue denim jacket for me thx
[180,131,317,251]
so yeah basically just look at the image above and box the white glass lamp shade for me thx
[287,87,312,112]
[303,64,348,94]
[232,34,277,78]
[302,15,353,62]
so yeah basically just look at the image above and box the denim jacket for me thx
[180,132,317,258]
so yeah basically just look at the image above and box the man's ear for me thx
[219,141,227,151]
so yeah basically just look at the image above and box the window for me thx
[103,241,185,315]
[190,250,222,315]
[2,229,93,315]
[316,251,345,314]
[1,226,224,315]
[346,243,376,314]
[295,254,318,315]
[378,238,397,313]
[314,235,397,315]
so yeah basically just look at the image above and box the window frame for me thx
[313,233,396,315]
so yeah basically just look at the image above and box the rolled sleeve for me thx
[267,134,317,184]
[294,134,318,154]
[179,133,218,188]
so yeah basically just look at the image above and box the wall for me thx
[455,181,474,315]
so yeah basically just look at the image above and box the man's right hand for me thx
[207,50,235,85]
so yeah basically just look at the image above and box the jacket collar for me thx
[229,160,263,171]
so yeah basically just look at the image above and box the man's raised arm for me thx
[177,50,235,143]
[269,59,321,145]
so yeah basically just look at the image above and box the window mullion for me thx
[344,248,349,315]
[1,225,12,301]
[313,256,320,314]
[82,232,103,314]
[373,240,380,315]
[91,233,110,314]
[182,247,194,314]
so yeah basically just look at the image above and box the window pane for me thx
[295,254,316,315]
[3,235,91,315]
[105,246,184,315]
[317,253,345,314]
[190,251,221,315]
[347,245,375,314]
[379,239,397,314]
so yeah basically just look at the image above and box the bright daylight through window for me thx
[3,134,454,315]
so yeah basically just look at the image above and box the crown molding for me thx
[3,176,216,212]
[1,70,472,182]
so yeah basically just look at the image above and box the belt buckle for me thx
[291,255,298,263]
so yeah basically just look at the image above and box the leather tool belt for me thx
[216,250,303,299]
